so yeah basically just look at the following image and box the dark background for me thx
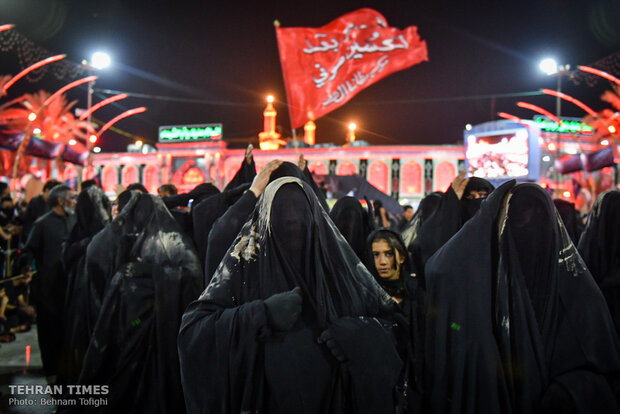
[0,0,618,151]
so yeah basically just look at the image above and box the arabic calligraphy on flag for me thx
[276,8,428,129]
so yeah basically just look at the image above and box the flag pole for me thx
[273,20,300,152]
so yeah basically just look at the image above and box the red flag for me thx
[276,8,428,129]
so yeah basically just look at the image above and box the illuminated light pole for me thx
[1,54,66,96]
[82,52,111,181]
[11,75,98,192]
[540,58,570,186]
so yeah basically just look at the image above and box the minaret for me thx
[258,95,285,150]
[304,120,316,146]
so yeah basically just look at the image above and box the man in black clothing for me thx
[24,184,76,380]
[22,179,60,243]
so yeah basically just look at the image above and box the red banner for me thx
[276,8,428,129]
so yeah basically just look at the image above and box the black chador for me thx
[60,186,111,384]
[72,193,202,413]
[179,177,403,414]
[424,181,620,413]
[578,190,620,337]
[330,196,375,260]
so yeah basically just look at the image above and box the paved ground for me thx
[0,327,55,414]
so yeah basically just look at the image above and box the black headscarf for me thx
[191,183,249,268]
[553,198,583,245]
[68,186,111,244]
[269,161,330,212]
[461,177,495,221]
[425,181,620,413]
[409,178,494,280]
[401,191,442,248]
[578,190,620,336]
[179,177,400,414]
[364,228,413,299]
[330,196,374,260]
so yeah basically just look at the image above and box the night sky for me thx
[0,0,618,152]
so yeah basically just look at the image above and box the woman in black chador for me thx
[578,190,620,336]
[60,185,111,385]
[424,181,620,413]
[329,196,375,260]
[409,175,494,279]
[73,192,202,413]
[179,176,403,414]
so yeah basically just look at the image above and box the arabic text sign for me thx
[532,116,594,135]
[158,124,223,143]
[276,8,428,129]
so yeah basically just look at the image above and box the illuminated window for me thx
[337,161,357,175]
[143,165,159,194]
[102,166,118,194]
[434,161,456,192]
[122,165,139,188]
[172,160,206,193]
[401,161,422,194]
[309,161,327,175]
[368,161,389,194]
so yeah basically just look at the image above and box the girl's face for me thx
[371,239,404,280]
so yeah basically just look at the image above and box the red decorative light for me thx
[97,107,147,138]
[498,112,532,129]
[89,134,98,143]
[578,66,620,87]
[43,76,98,107]
[79,93,128,121]
[516,102,562,125]
[2,54,65,94]
[541,89,598,118]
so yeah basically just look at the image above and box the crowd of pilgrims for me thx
[1,147,620,413]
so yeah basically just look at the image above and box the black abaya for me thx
[60,186,111,384]
[75,193,202,413]
[578,190,620,337]
[329,196,374,260]
[179,177,402,414]
[424,181,620,413]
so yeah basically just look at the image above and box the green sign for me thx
[158,123,223,142]
[533,116,593,134]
